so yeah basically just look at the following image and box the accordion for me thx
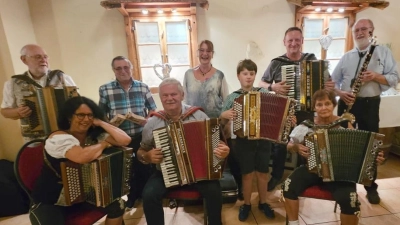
[305,128,383,186]
[60,146,133,207]
[22,86,79,136]
[153,118,224,188]
[232,91,296,143]
[281,60,329,111]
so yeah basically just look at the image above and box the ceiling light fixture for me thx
[157,9,163,14]
[315,8,321,12]
[326,8,333,13]
[171,8,177,13]
[142,9,148,14]
[338,8,345,13]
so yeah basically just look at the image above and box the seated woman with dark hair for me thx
[282,90,385,225]
[30,96,131,225]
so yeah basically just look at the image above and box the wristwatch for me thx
[268,84,273,92]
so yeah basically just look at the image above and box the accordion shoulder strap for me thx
[46,69,65,87]
[301,118,350,130]
[272,53,316,65]
[11,72,42,88]
[233,87,263,95]
[150,106,204,121]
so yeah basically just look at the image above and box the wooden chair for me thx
[14,139,106,225]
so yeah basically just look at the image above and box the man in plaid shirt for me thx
[99,56,157,208]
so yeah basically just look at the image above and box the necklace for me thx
[198,65,212,76]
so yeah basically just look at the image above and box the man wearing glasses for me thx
[332,18,399,204]
[1,44,76,142]
[99,56,157,208]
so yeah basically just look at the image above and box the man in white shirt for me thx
[1,44,76,141]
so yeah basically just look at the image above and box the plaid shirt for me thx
[99,79,157,136]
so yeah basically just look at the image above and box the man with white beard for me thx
[332,18,399,204]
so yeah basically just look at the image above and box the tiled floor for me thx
[2,154,400,225]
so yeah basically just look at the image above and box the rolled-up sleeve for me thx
[380,47,399,91]
[1,80,16,108]
[45,134,80,159]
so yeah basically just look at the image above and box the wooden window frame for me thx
[296,12,356,59]
[121,4,198,93]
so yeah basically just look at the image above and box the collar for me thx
[114,77,135,88]
[27,70,48,82]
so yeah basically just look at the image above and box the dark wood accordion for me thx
[281,60,329,111]
[305,129,383,186]
[153,118,224,188]
[60,146,133,207]
[232,91,296,143]
[22,86,79,136]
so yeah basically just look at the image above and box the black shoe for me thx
[366,190,381,204]
[267,177,280,192]
[258,203,275,219]
[238,204,251,221]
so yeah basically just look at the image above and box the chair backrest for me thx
[14,139,45,199]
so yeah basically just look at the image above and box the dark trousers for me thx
[226,139,242,193]
[270,143,286,180]
[142,170,223,225]
[270,111,315,178]
[127,134,152,204]
[337,97,380,192]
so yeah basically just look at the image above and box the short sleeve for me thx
[45,134,80,159]
[289,125,310,144]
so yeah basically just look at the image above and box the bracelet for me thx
[139,153,148,164]
[103,141,112,149]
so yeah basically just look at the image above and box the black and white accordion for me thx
[60,146,133,207]
[281,60,329,111]
[232,91,296,143]
[153,118,224,188]
[22,86,79,136]
[304,128,383,186]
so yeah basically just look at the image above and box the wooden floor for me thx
[2,153,400,225]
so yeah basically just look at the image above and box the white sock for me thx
[288,220,299,225]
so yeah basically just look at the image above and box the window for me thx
[296,13,355,73]
[134,20,192,89]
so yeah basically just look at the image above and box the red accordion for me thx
[233,91,296,143]
[153,118,224,188]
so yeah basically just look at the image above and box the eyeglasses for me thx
[74,113,94,120]
[198,49,213,54]
[114,66,131,72]
[352,27,372,33]
[25,54,49,60]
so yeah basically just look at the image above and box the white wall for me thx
[197,0,295,91]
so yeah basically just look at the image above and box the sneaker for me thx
[267,177,280,192]
[238,204,251,221]
[366,190,381,204]
[258,203,275,219]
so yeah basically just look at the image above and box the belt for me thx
[356,95,380,100]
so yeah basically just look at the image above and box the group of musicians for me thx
[1,17,398,225]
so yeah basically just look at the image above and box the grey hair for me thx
[159,78,184,93]
[111,56,133,69]
[354,18,375,30]
[20,44,40,56]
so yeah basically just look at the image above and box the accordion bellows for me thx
[60,146,133,207]
[305,129,383,186]
[153,118,224,188]
[233,92,296,143]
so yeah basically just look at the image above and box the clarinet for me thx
[341,33,377,123]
